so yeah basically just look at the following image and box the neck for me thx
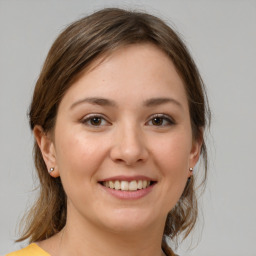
[57,209,166,256]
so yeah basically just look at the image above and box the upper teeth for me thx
[103,180,150,191]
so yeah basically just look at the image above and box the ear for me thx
[33,125,60,178]
[188,129,204,176]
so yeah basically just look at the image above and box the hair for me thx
[18,8,210,256]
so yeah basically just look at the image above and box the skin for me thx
[34,43,202,256]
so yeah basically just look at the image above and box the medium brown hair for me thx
[18,8,210,255]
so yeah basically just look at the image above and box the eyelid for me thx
[81,113,111,127]
[80,113,175,127]
[146,113,176,126]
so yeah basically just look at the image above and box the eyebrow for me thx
[143,97,183,109]
[70,97,183,110]
[70,97,117,109]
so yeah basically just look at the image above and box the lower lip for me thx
[100,184,155,200]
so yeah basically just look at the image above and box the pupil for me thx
[153,117,163,125]
[91,117,101,125]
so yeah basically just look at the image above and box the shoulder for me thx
[5,243,50,256]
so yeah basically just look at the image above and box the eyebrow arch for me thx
[143,97,183,109]
[70,97,183,110]
[70,97,116,109]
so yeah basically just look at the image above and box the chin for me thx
[98,207,160,234]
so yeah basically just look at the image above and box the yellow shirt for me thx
[6,243,50,256]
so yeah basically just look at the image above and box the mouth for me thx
[99,180,157,191]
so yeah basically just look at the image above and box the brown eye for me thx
[82,115,109,127]
[152,117,164,126]
[90,117,102,126]
[147,114,175,127]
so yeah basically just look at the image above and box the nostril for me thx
[113,157,145,166]
[109,137,149,166]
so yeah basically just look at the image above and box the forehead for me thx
[60,43,188,110]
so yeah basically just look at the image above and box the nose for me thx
[110,123,149,166]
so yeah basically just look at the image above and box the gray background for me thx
[0,0,255,255]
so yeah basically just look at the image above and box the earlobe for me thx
[189,129,204,170]
[189,140,201,165]
[33,125,60,178]
[188,140,201,179]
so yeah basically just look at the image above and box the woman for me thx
[7,8,210,256]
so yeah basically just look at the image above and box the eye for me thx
[81,114,109,127]
[146,114,175,127]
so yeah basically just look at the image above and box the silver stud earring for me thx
[188,167,193,182]
[48,167,54,173]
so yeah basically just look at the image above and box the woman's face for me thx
[40,43,201,234]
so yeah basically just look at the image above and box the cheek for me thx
[53,129,109,209]
[153,132,192,169]
[151,131,192,195]
[54,128,106,181]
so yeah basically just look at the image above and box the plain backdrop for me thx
[0,0,255,255]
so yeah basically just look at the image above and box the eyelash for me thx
[81,114,175,127]
[81,114,109,127]
[146,114,175,127]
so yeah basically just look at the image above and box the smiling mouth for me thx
[99,180,156,191]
